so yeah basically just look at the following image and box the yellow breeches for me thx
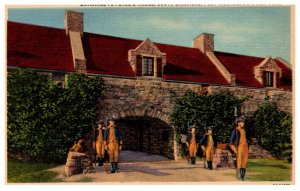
[237,144,248,168]
[205,146,214,161]
[96,140,105,157]
[189,143,197,157]
[108,141,119,162]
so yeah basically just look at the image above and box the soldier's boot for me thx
[207,161,210,169]
[237,168,241,180]
[110,162,115,174]
[98,157,103,166]
[208,161,213,170]
[241,168,246,181]
[115,162,119,173]
[190,157,194,165]
[95,157,99,166]
[192,157,196,165]
[240,168,244,181]
[238,169,243,180]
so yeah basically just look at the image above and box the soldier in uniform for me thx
[230,117,249,181]
[186,125,198,165]
[103,117,123,173]
[70,139,87,153]
[95,120,105,166]
[200,126,215,170]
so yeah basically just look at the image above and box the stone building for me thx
[7,11,292,159]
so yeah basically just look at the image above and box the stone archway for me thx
[115,116,175,159]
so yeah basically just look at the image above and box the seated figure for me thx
[69,139,87,153]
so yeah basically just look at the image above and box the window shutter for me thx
[157,57,162,77]
[136,55,143,76]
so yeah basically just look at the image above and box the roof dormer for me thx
[128,39,166,78]
[254,57,282,88]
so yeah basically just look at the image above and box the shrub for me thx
[170,91,243,144]
[7,68,104,162]
[254,102,292,161]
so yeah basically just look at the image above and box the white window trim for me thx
[142,55,156,77]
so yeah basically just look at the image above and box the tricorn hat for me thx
[96,120,104,125]
[188,124,196,130]
[235,116,245,124]
[206,126,213,131]
[107,116,116,122]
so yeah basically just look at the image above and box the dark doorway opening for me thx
[116,116,174,159]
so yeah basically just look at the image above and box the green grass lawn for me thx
[7,158,63,183]
[226,159,292,181]
[246,159,292,181]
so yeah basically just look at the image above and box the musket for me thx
[104,116,109,174]
[186,121,190,164]
[202,128,207,169]
[234,106,239,179]
[92,118,97,166]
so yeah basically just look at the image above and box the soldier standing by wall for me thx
[186,125,198,165]
[200,126,215,170]
[230,117,249,181]
[104,117,123,173]
[95,120,105,166]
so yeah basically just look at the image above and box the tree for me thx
[7,68,104,162]
[254,102,292,161]
[170,91,243,144]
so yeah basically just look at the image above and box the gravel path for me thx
[50,151,238,183]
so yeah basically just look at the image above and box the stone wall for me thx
[99,77,292,120]
[207,86,292,114]
[95,77,292,159]
[98,77,203,124]
[64,151,94,177]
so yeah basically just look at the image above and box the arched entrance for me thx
[116,116,175,159]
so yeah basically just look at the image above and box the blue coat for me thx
[103,126,122,144]
[230,129,250,147]
[199,134,216,147]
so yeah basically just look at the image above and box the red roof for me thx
[214,52,265,88]
[83,32,228,84]
[7,21,292,90]
[156,43,228,84]
[7,21,74,72]
[83,33,139,77]
[214,52,292,90]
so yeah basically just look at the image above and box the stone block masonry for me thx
[95,76,292,160]
[64,151,94,177]
[98,77,292,121]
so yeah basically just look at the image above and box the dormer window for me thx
[142,57,154,76]
[254,57,282,88]
[128,38,166,78]
[264,72,274,87]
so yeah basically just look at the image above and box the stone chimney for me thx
[64,10,84,37]
[193,33,236,85]
[64,10,86,73]
[193,33,214,53]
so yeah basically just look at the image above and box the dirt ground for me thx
[50,151,239,183]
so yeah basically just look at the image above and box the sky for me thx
[7,6,291,63]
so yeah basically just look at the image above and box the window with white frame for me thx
[264,71,274,87]
[142,57,154,76]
